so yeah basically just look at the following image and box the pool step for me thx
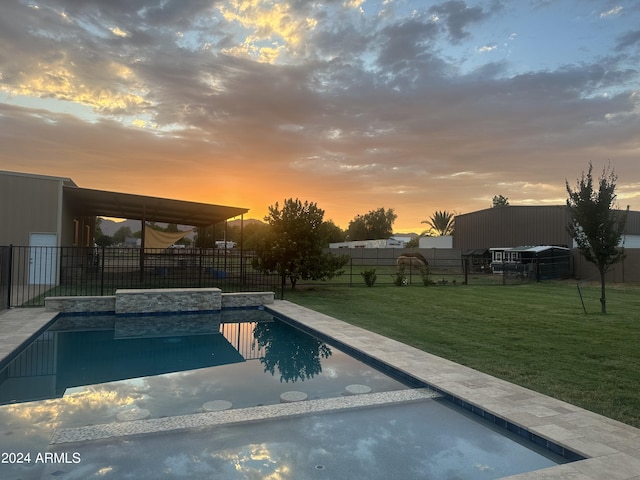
[51,388,440,444]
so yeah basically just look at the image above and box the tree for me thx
[95,233,113,247]
[112,226,132,245]
[240,222,269,250]
[566,163,627,314]
[421,211,455,236]
[253,321,332,382]
[492,195,509,207]
[253,198,349,289]
[405,236,420,248]
[94,217,113,246]
[319,220,346,244]
[347,208,397,240]
[346,216,368,241]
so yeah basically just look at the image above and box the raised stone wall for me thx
[115,288,221,314]
[221,292,275,309]
[44,289,274,315]
[45,296,116,313]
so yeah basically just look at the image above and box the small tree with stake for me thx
[566,163,627,314]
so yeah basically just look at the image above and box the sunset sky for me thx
[1,0,639,233]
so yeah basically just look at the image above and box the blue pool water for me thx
[0,308,568,480]
[0,309,409,415]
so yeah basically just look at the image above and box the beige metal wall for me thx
[572,248,640,283]
[0,172,62,246]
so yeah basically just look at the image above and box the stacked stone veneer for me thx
[44,289,275,315]
[115,288,222,314]
[221,292,274,309]
[45,295,116,313]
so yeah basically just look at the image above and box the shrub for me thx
[419,265,433,286]
[392,267,407,286]
[361,268,377,287]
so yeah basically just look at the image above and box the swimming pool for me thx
[0,307,569,479]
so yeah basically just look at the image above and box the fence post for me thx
[6,245,13,308]
[464,256,468,285]
[280,275,285,300]
[100,246,105,296]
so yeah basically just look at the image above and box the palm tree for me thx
[421,211,455,236]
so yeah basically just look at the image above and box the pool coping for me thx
[266,300,640,480]
[2,302,640,479]
[0,307,59,371]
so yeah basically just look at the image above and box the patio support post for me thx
[240,214,244,285]
[223,220,228,278]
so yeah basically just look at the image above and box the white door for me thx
[29,233,58,285]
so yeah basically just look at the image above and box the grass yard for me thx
[283,281,640,427]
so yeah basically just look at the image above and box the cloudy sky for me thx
[1,0,639,232]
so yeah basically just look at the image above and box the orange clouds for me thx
[1,1,639,232]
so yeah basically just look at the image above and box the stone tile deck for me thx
[0,307,58,368]
[1,301,640,479]
[267,300,640,480]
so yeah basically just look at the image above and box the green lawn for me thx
[283,281,640,427]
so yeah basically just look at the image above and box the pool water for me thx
[44,400,564,480]
[0,310,409,471]
[0,308,567,480]
[0,310,409,413]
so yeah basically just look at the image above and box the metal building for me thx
[453,205,640,250]
[453,206,573,250]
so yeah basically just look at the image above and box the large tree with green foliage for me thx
[566,163,627,314]
[253,198,349,288]
[347,207,397,240]
[421,210,455,236]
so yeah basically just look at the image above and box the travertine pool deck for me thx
[2,301,640,479]
[0,307,58,369]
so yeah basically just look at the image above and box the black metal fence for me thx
[296,248,571,288]
[0,246,573,309]
[2,246,282,308]
[309,248,467,287]
[0,246,10,310]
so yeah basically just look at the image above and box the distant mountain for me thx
[227,218,265,227]
[98,218,265,237]
[393,232,419,238]
[98,218,143,236]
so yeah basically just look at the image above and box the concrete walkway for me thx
[267,300,640,480]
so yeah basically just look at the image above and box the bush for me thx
[392,267,407,286]
[361,268,377,287]
[419,265,433,286]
